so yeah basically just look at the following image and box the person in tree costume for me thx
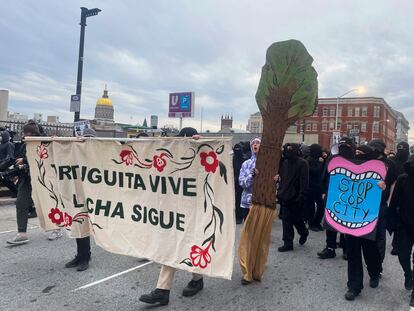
[238,39,318,284]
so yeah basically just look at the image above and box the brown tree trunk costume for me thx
[239,40,318,282]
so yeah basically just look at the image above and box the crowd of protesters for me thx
[233,136,414,306]
[2,121,414,307]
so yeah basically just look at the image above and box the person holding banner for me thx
[64,127,97,272]
[6,122,41,245]
[139,127,203,306]
[389,155,414,307]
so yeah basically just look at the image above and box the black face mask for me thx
[396,149,409,162]
[338,145,354,159]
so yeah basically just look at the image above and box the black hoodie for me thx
[390,155,414,235]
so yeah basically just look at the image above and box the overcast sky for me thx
[1,0,413,140]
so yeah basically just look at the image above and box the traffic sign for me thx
[70,94,81,112]
[168,92,194,118]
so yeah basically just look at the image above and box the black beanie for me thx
[369,139,386,154]
[177,127,198,137]
[23,123,41,136]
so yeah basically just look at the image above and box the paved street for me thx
[0,203,412,311]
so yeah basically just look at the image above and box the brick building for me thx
[297,97,399,151]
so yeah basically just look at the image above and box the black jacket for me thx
[277,157,309,205]
[389,174,414,235]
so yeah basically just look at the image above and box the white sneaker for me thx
[48,229,63,241]
[7,233,29,245]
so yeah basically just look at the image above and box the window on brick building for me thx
[306,122,312,131]
[362,107,367,117]
[374,106,381,118]
[348,107,353,117]
[361,122,367,132]
[338,107,342,117]
[313,108,318,116]
[355,107,360,117]
[329,107,336,116]
[322,120,328,131]
[323,107,328,116]
[312,123,317,132]
[329,119,335,130]
[347,123,352,130]
[372,121,379,133]
[337,119,342,130]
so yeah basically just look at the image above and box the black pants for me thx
[76,237,91,260]
[347,235,382,292]
[16,176,32,233]
[376,217,387,263]
[305,189,324,226]
[281,203,308,246]
[1,177,17,197]
[397,226,414,278]
[326,230,347,253]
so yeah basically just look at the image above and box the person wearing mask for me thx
[233,143,245,224]
[345,145,385,301]
[277,143,309,252]
[305,144,325,231]
[317,137,355,260]
[6,123,40,245]
[65,128,97,271]
[139,127,204,306]
[239,138,261,223]
[368,139,398,266]
[389,155,414,307]
[390,142,411,256]
[0,130,17,197]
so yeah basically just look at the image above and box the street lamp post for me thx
[371,119,389,141]
[335,89,362,131]
[74,7,101,122]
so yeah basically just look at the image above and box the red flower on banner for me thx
[153,154,167,172]
[200,151,219,173]
[37,145,48,159]
[63,212,73,227]
[190,240,212,269]
[120,150,134,166]
[48,208,64,225]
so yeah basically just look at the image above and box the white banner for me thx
[26,138,235,279]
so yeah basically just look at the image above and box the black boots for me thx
[65,253,91,271]
[369,277,380,288]
[139,289,170,305]
[278,244,293,252]
[317,248,336,259]
[299,231,309,245]
[182,278,204,297]
[345,289,360,301]
[410,289,414,307]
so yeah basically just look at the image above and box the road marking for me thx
[73,261,154,291]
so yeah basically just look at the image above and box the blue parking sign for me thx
[179,94,190,111]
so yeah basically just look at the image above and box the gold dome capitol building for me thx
[92,85,119,135]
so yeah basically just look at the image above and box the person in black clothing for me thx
[233,143,245,224]
[305,144,325,231]
[0,130,17,197]
[6,123,40,245]
[65,128,97,271]
[368,139,398,265]
[390,141,410,256]
[318,137,355,260]
[344,144,384,301]
[389,155,414,307]
[277,143,309,252]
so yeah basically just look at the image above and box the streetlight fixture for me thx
[73,7,101,122]
[335,87,366,131]
[371,119,389,141]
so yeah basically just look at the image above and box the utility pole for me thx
[74,7,101,122]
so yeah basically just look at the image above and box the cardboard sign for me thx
[324,156,387,239]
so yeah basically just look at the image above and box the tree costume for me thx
[239,39,318,283]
